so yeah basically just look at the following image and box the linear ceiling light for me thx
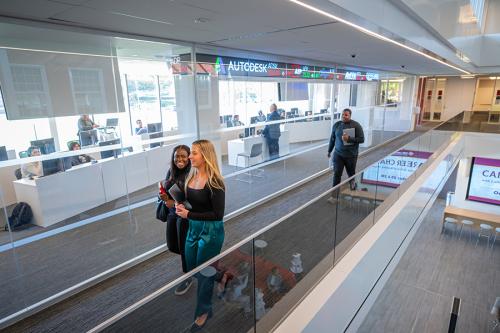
[289,0,471,75]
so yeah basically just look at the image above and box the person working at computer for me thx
[77,114,99,146]
[21,147,43,178]
[262,103,281,160]
[68,142,95,166]
[231,115,244,127]
[134,119,148,135]
[175,139,225,331]
[327,108,364,196]
[158,145,193,296]
[257,110,266,122]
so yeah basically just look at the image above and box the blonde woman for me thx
[175,139,225,331]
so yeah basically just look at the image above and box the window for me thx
[10,64,50,118]
[69,68,106,114]
[218,80,278,126]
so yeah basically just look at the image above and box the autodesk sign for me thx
[215,56,279,75]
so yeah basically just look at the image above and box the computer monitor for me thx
[250,116,258,124]
[320,109,328,114]
[147,122,162,134]
[42,158,63,176]
[305,111,312,116]
[291,107,299,115]
[106,118,119,127]
[149,132,163,148]
[286,112,293,118]
[0,146,7,161]
[99,139,121,159]
[244,127,255,137]
[30,138,56,155]
[223,115,232,123]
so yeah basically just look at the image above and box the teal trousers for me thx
[185,219,225,318]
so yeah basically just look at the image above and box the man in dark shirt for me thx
[262,103,281,160]
[327,108,365,190]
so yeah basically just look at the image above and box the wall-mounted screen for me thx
[466,157,500,206]
[278,82,309,101]
[362,150,432,187]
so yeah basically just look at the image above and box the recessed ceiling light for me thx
[288,0,471,75]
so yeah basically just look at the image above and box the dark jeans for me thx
[266,138,280,160]
[166,214,189,273]
[332,153,358,188]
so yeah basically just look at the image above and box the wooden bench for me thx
[443,206,500,229]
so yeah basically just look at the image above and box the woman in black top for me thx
[159,145,193,295]
[176,139,225,331]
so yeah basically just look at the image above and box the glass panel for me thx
[334,173,377,264]
[254,191,335,332]
[0,248,27,319]
[103,241,255,333]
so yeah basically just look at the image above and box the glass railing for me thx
[87,118,464,333]
[0,99,416,325]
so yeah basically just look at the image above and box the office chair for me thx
[18,151,29,158]
[235,143,264,183]
[67,140,79,150]
[15,168,22,180]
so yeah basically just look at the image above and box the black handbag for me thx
[156,200,169,222]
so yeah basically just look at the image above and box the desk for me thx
[0,164,20,208]
[13,144,175,227]
[227,131,290,167]
[284,120,330,143]
[14,163,106,228]
[443,206,500,229]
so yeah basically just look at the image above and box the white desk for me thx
[227,131,290,167]
[284,120,331,143]
[13,144,175,227]
[14,163,106,228]
[0,164,20,208]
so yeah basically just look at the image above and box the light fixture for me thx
[288,0,471,75]
[460,75,475,79]
[489,76,499,80]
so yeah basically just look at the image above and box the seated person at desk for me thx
[68,142,95,166]
[21,147,43,178]
[135,119,148,135]
[257,110,266,122]
[78,114,99,146]
[231,115,244,127]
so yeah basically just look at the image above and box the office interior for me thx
[0,1,499,331]
[0,20,417,324]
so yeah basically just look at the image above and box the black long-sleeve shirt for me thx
[186,185,225,221]
[328,120,364,158]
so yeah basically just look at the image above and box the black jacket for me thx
[262,111,281,140]
[328,120,364,158]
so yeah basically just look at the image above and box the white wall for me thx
[443,77,475,118]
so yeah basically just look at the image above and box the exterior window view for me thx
[0,1,499,332]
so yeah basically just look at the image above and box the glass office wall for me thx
[0,21,416,325]
[0,22,196,324]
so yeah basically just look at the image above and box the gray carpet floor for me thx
[3,130,420,333]
[358,198,500,333]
